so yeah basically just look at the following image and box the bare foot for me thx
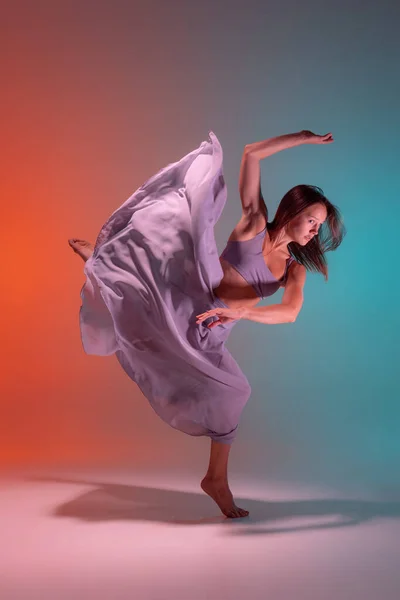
[201,476,249,519]
[68,239,94,262]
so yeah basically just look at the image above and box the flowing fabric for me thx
[79,132,251,444]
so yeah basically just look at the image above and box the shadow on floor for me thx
[27,474,400,534]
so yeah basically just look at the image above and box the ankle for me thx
[203,473,228,483]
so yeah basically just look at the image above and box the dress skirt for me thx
[79,131,251,444]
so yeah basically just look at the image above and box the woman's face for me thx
[287,203,328,245]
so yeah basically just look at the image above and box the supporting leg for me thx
[201,440,249,518]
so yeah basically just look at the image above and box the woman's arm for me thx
[245,130,334,160]
[244,131,307,161]
[242,263,307,324]
[239,130,332,216]
[241,303,295,324]
[196,266,304,328]
[238,131,305,216]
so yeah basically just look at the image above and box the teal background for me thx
[2,0,399,490]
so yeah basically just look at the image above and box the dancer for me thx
[69,130,345,519]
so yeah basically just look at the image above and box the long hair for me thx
[266,185,346,281]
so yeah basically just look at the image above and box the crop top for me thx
[220,226,296,299]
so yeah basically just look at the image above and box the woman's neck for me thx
[265,227,291,257]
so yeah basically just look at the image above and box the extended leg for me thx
[201,440,249,518]
[68,239,94,262]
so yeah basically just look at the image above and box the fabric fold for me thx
[79,132,251,444]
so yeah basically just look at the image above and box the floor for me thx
[1,468,399,600]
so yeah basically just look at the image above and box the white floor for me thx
[1,469,400,600]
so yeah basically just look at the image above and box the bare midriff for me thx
[212,215,290,309]
[212,257,264,310]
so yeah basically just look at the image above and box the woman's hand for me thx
[301,130,334,144]
[196,306,247,328]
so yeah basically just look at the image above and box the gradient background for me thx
[2,0,399,490]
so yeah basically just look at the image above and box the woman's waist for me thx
[212,282,260,310]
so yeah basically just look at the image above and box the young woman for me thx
[69,129,345,519]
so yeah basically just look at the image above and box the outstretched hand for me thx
[301,130,334,144]
[196,307,246,328]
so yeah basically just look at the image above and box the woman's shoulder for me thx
[226,211,268,242]
[288,260,306,277]
[279,260,306,289]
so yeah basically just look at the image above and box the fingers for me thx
[196,311,212,324]
[196,310,211,317]
[196,309,219,321]
[322,132,334,142]
[195,309,221,327]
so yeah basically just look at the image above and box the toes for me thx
[227,507,249,518]
[226,508,241,519]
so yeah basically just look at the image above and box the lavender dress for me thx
[79,132,251,444]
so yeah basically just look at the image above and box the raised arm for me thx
[238,151,265,217]
[244,131,307,161]
[238,131,306,217]
[238,129,333,218]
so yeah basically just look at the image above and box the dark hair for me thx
[266,184,346,281]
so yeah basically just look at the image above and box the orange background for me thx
[2,1,399,490]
